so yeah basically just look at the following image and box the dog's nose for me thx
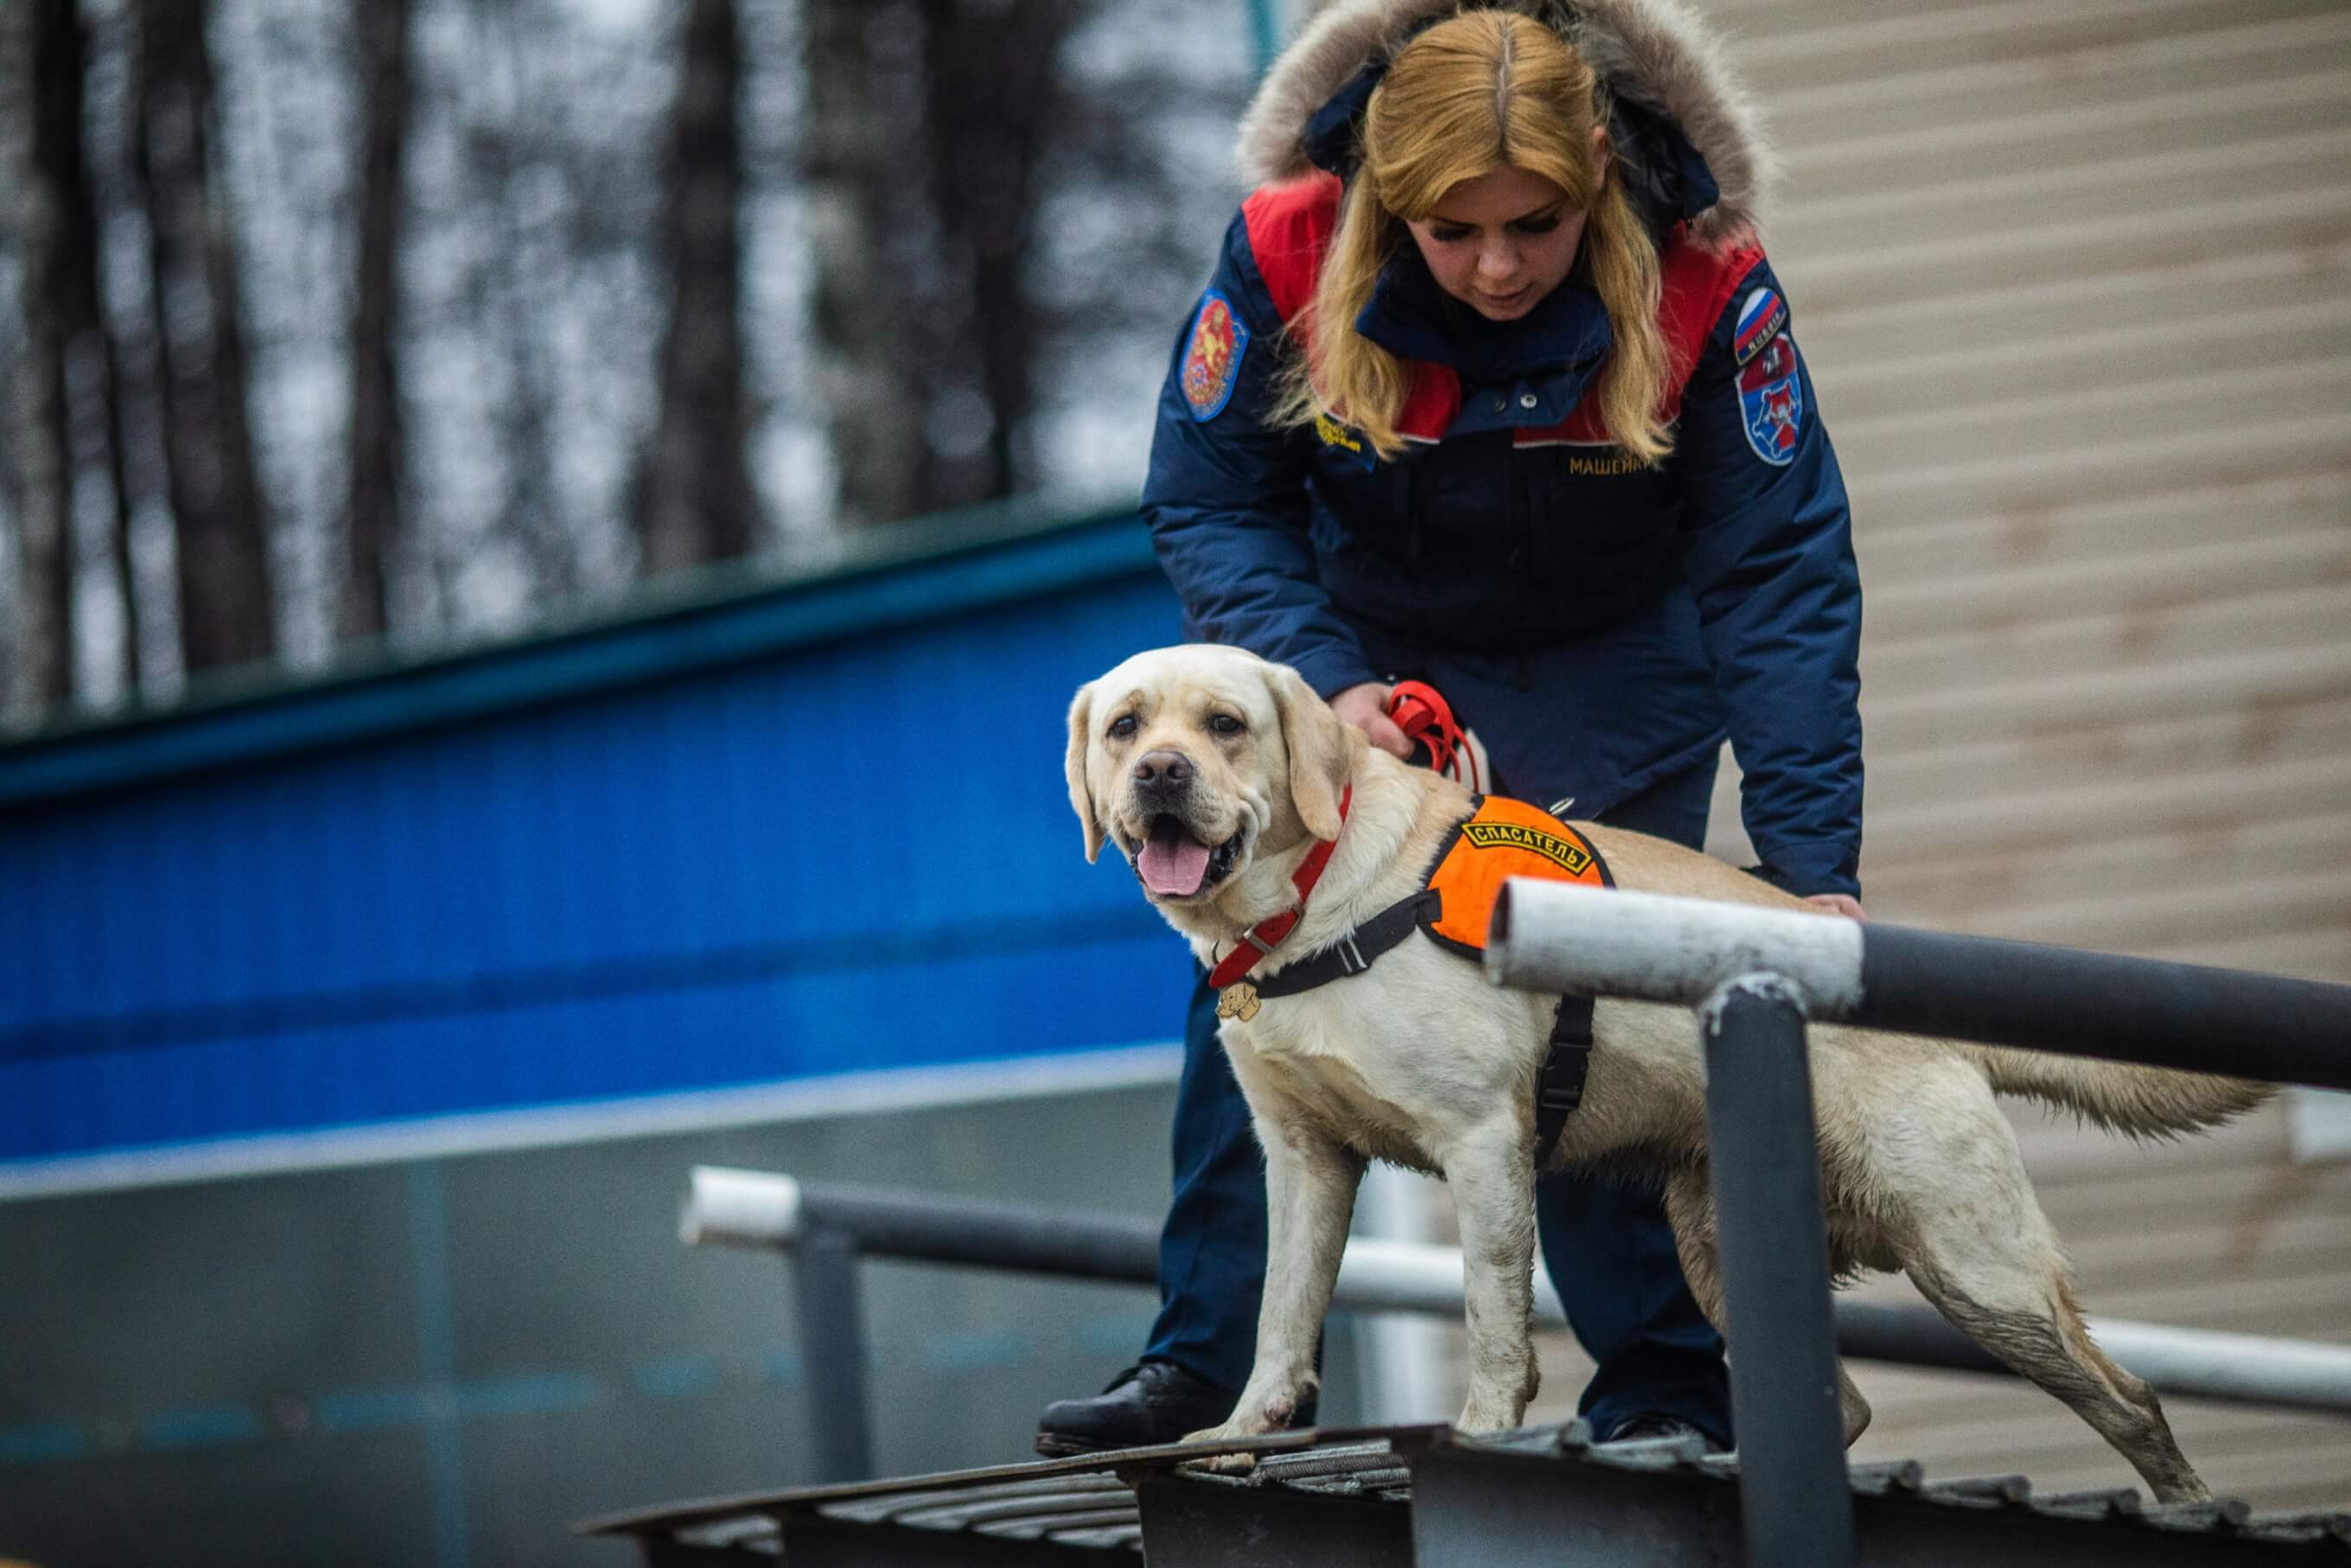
[1133,749,1193,801]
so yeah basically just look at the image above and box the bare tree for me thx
[634,0,757,574]
[802,0,918,527]
[0,0,79,710]
[341,0,411,640]
[915,0,1084,506]
[48,0,145,698]
[801,0,1084,528]
[131,0,275,673]
[473,0,580,610]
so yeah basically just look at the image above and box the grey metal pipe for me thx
[793,1227,874,1482]
[683,1169,2351,1414]
[1485,880,2351,1091]
[1482,881,1866,1016]
[685,1167,1517,1313]
[1698,976,1856,1568]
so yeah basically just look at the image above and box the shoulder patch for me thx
[1737,330,1805,466]
[1181,290,1249,422]
[1731,285,1788,368]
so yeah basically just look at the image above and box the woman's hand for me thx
[1803,893,1868,921]
[1330,681,1414,758]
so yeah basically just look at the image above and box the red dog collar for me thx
[1206,784,1352,992]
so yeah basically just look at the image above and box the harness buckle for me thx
[1537,1078,1584,1113]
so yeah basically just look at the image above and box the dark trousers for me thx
[1142,756,1734,1447]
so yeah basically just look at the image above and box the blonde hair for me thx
[1275,10,1672,462]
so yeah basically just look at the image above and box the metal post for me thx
[1700,974,1855,1568]
[1353,1164,1456,1424]
[793,1227,875,1484]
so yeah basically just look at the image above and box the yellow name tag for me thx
[1315,414,1367,458]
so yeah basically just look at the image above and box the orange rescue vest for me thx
[1423,796,1614,956]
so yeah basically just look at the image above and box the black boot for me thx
[1035,1361,1239,1456]
[1602,1413,1729,1453]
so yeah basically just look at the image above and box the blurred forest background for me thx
[0,0,1264,729]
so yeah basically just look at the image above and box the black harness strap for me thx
[1252,889,1441,999]
[1534,995,1594,1167]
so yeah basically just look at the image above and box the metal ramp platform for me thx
[580,1420,2351,1565]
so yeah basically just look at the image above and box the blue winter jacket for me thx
[1142,177,1864,897]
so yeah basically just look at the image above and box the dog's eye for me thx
[1107,714,1138,740]
[1208,714,1245,736]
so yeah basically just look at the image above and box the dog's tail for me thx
[1961,1046,2272,1139]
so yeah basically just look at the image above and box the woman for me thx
[1039,0,1862,1456]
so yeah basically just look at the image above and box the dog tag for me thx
[1216,982,1261,1023]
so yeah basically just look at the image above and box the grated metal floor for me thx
[579,1420,2351,1565]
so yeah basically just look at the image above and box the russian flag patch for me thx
[1732,286,1789,368]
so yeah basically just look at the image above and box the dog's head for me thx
[1065,646,1361,908]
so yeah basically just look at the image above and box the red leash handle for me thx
[1386,680,1474,787]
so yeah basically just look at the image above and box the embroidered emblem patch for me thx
[1459,819,1595,877]
[1737,329,1805,466]
[1181,290,1248,421]
[1732,286,1789,368]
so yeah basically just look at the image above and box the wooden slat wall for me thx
[1522,0,2351,1511]
[1720,0,2351,972]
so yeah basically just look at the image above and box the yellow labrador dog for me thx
[1066,644,2268,1502]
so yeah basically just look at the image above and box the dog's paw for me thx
[1456,1394,1531,1435]
[1185,1449,1261,1474]
[1178,1424,1262,1473]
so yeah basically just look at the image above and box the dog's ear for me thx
[1271,662,1361,842]
[1064,680,1105,863]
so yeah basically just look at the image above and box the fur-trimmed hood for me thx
[1235,0,1775,243]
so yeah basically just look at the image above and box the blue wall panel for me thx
[0,532,1196,1166]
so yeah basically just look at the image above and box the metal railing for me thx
[681,1163,2351,1488]
[1482,880,2351,1568]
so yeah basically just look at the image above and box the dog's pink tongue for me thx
[1139,834,1211,896]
